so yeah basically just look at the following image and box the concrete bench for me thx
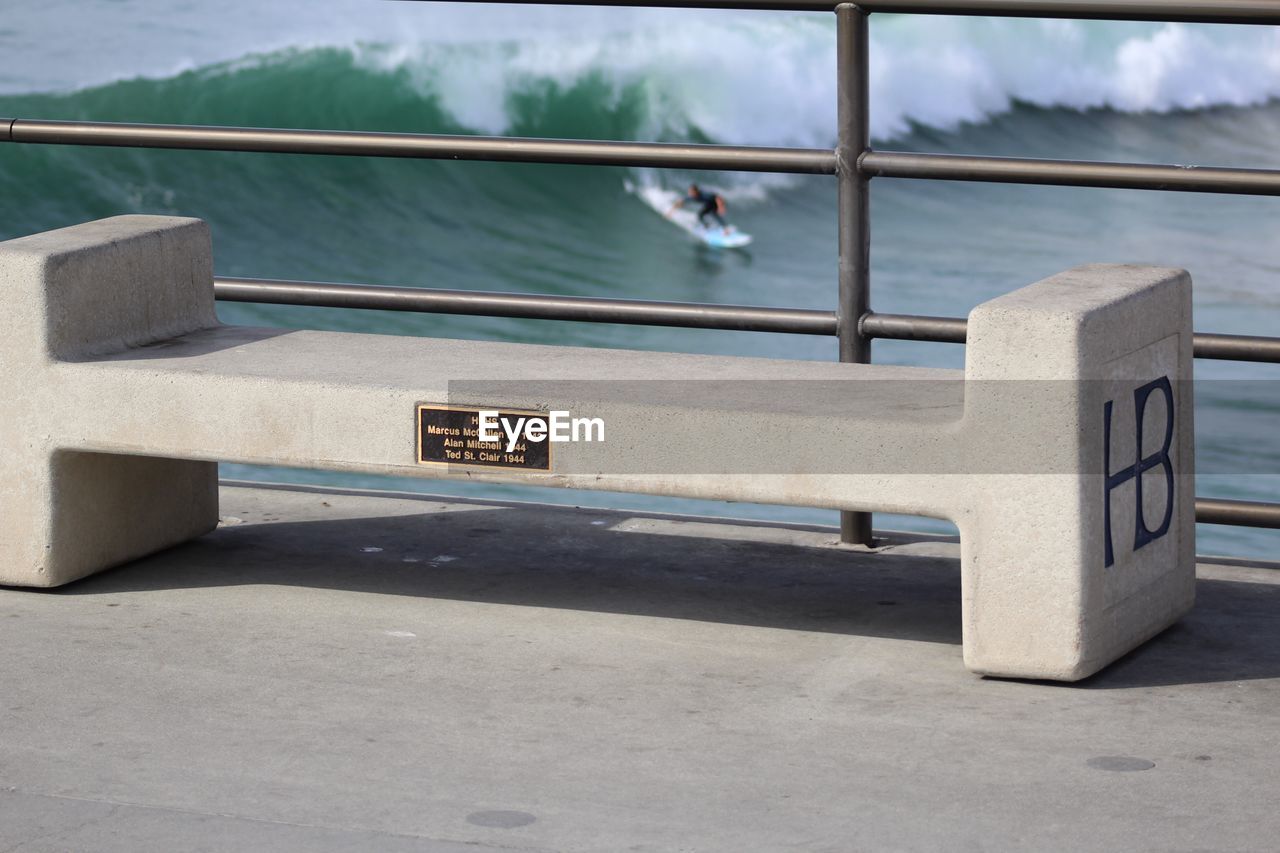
[0,216,1195,680]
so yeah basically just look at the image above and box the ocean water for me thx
[2,1,1278,556]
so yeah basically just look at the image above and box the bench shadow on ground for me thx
[43,490,1280,690]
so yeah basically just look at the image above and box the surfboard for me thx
[627,182,754,249]
[697,225,753,249]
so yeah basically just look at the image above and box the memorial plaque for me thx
[416,404,551,471]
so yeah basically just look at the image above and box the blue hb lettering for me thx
[1103,376,1175,568]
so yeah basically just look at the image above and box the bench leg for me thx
[958,477,1195,681]
[0,451,218,588]
[0,215,222,587]
[960,264,1196,680]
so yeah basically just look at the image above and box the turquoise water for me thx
[1,2,1278,556]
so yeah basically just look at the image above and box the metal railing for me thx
[4,0,1280,537]
[212,277,1280,362]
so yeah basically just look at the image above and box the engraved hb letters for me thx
[1103,376,1175,568]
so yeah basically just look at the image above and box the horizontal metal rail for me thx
[400,0,1280,25]
[861,312,969,344]
[0,119,837,175]
[214,279,1280,361]
[862,0,1280,22]
[213,277,839,334]
[1188,333,1280,363]
[864,312,1280,363]
[861,151,1280,196]
[11,120,1280,198]
[1196,499,1280,529]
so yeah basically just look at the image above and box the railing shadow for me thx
[92,326,295,361]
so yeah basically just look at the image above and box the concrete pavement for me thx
[1,482,1277,851]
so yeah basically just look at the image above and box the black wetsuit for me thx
[687,189,726,229]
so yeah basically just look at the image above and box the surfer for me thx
[667,184,730,235]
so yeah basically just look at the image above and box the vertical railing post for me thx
[836,3,874,546]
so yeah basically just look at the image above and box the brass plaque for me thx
[416,404,551,471]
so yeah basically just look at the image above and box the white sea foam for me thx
[345,15,1280,145]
